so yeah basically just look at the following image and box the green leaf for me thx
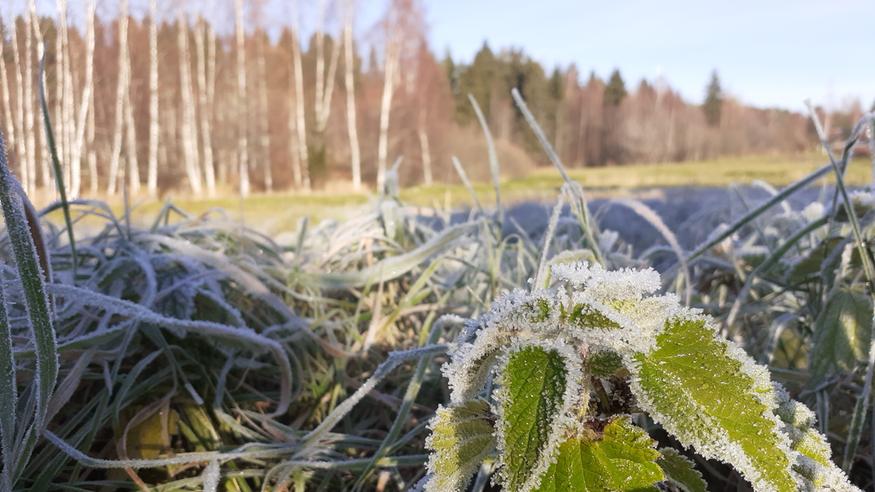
[810,288,872,379]
[496,344,581,492]
[657,448,707,492]
[587,350,624,377]
[631,316,797,492]
[424,400,495,492]
[773,389,857,490]
[534,417,663,491]
[560,302,621,329]
[786,236,842,284]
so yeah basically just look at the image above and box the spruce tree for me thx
[604,69,626,106]
[704,70,723,126]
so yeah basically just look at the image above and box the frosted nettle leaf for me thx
[443,325,517,404]
[785,236,842,284]
[534,417,663,491]
[657,448,707,492]
[424,399,495,492]
[772,385,858,491]
[629,315,798,492]
[560,302,621,330]
[810,288,872,379]
[587,350,624,377]
[494,342,583,492]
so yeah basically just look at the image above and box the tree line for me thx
[0,0,852,198]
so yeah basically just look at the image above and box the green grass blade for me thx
[38,55,77,275]
[0,275,15,492]
[686,162,832,262]
[467,94,502,224]
[0,126,58,480]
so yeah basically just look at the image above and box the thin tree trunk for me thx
[23,5,36,193]
[178,11,203,195]
[343,4,362,191]
[0,22,17,173]
[376,41,398,190]
[256,33,271,193]
[206,22,219,189]
[146,0,160,196]
[314,0,326,124]
[234,0,250,196]
[28,0,49,191]
[70,0,95,197]
[87,82,97,195]
[107,1,131,195]
[124,82,140,194]
[55,0,66,178]
[287,64,303,188]
[9,22,28,190]
[195,18,216,197]
[291,1,309,190]
[418,126,432,186]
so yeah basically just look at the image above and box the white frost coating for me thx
[849,190,875,212]
[772,383,816,429]
[801,202,825,222]
[550,262,661,301]
[626,310,802,492]
[492,339,584,492]
[202,460,221,492]
[429,261,858,492]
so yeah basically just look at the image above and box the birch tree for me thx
[310,0,341,188]
[146,0,160,196]
[27,0,49,191]
[0,20,17,175]
[107,0,132,195]
[195,17,216,197]
[23,4,37,193]
[343,0,362,191]
[178,10,203,195]
[376,34,399,190]
[290,0,309,189]
[69,0,96,197]
[9,18,28,190]
[234,0,250,196]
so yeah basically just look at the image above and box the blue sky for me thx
[405,0,874,111]
[18,0,875,111]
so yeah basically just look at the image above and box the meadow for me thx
[88,153,871,233]
[2,98,875,491]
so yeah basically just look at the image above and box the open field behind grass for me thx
[80,153,871,233]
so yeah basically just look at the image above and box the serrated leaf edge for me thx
[493,340,584,492]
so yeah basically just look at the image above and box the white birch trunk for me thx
[255,34,271,192]
[107,1,130,195]
[23,5,36,193]
[234,0,250,196]
[28,0,49,191]
[9,23,28,189]
[418,127,432,186]
[343,5,362,191]
[146,0,160,196]
[177,11,203,195]
[291,1,309,189]
[376,41,398,190]
[195,18,216,197]
[0,22,17,171]
[70,0,95,197]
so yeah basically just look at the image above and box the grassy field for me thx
[83,153,870,233]
[10,137,875,489]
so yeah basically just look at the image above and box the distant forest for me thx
[0,0,870,197]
